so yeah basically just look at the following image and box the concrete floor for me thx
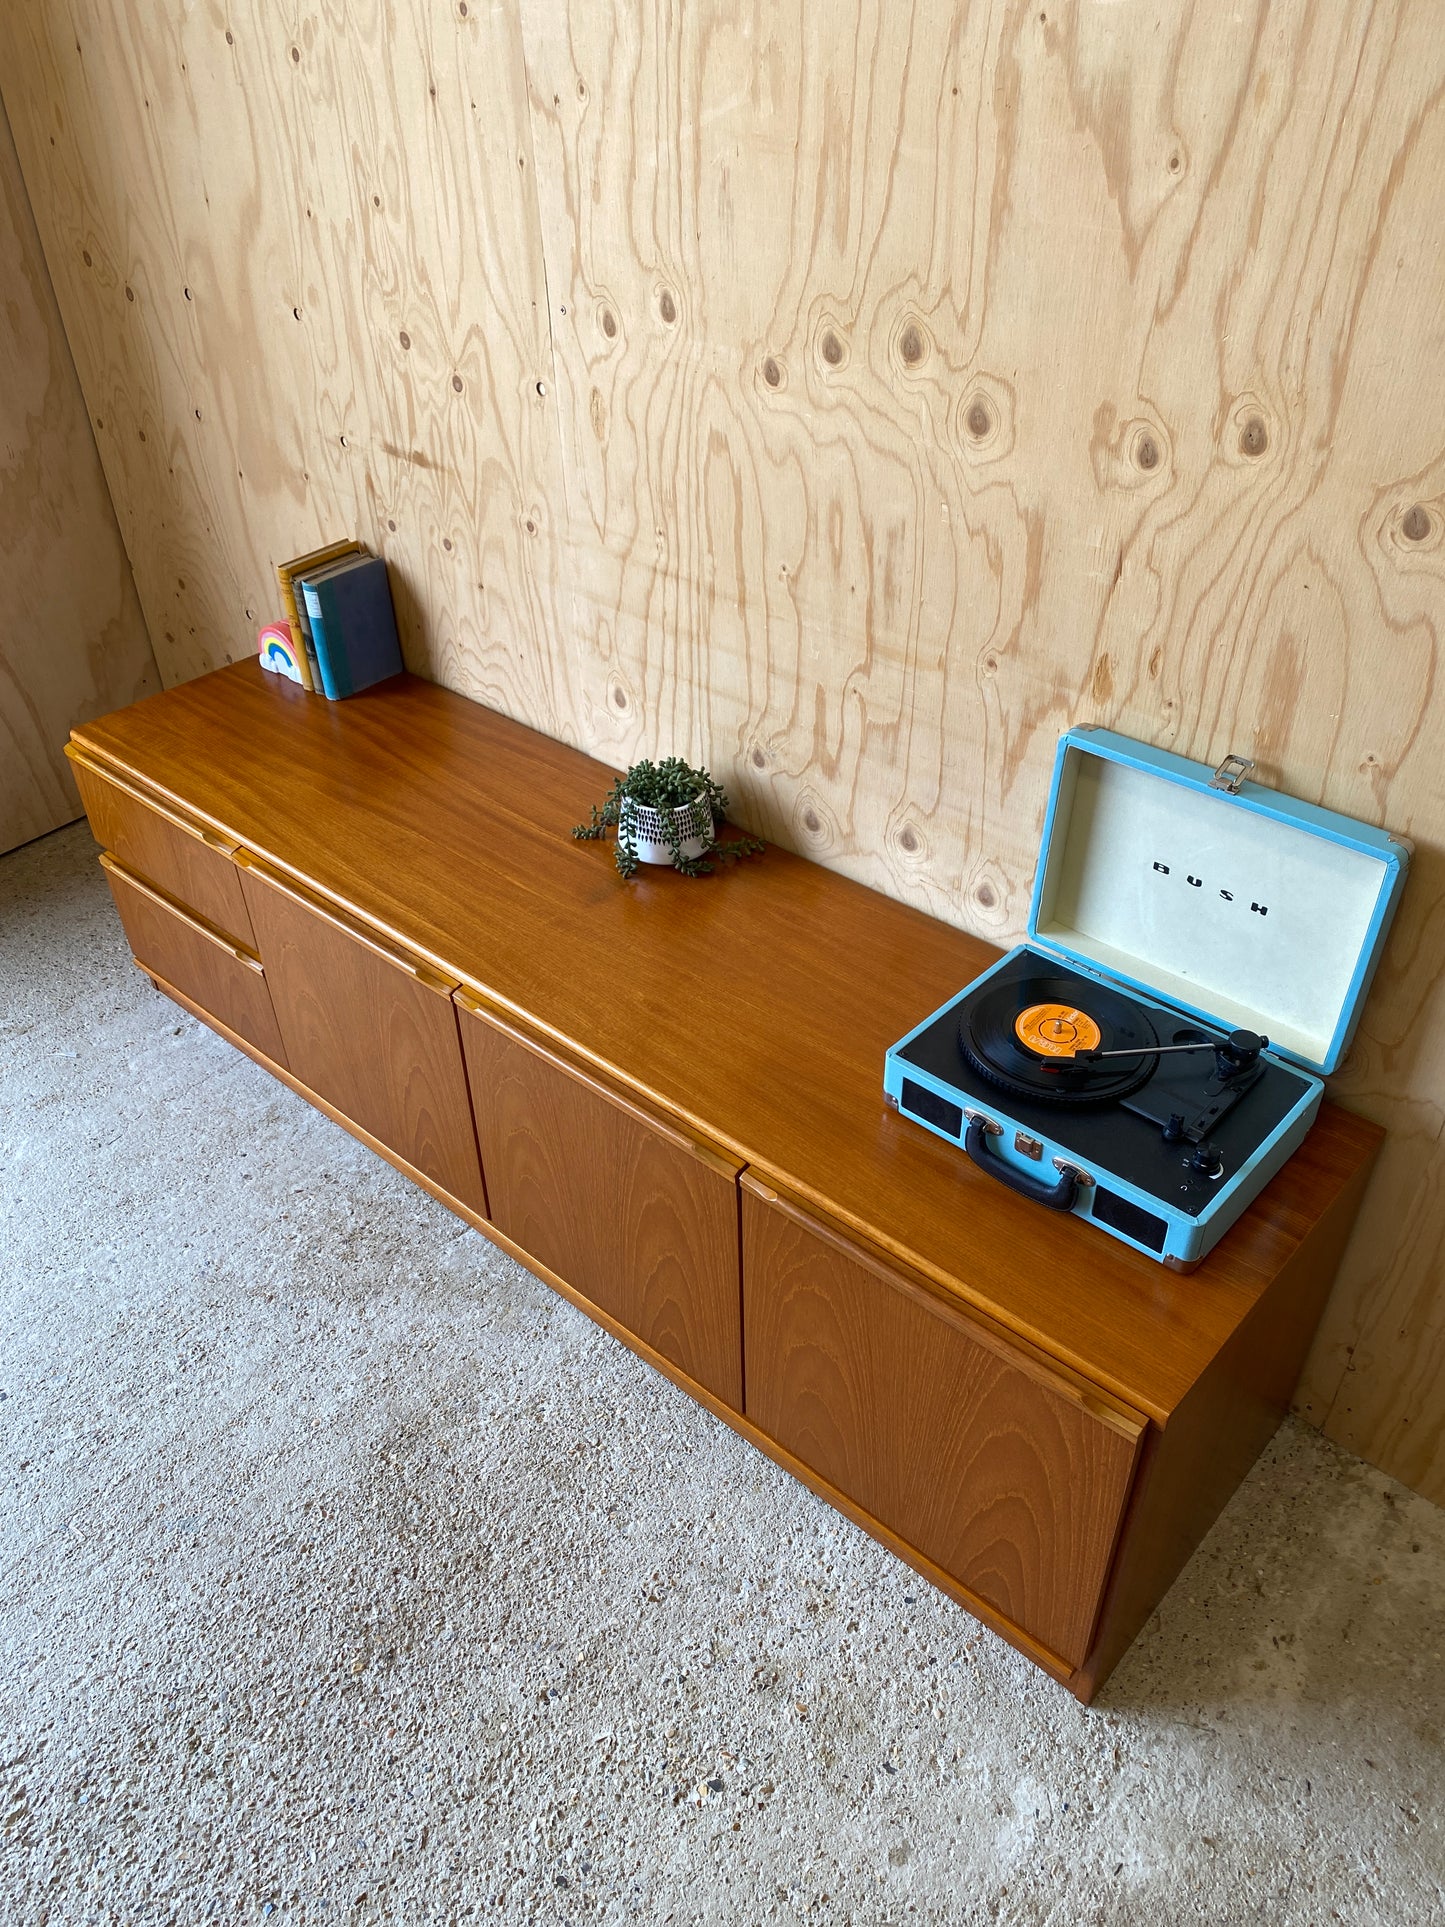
[2,822,1443,1927]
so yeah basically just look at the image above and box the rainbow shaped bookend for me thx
[257,621,305,684]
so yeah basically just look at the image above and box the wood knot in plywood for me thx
[1381,494,1442,559]
[1089,405,1169,492]
[968,865,1008,919]
[955,375,1014,466]
[1402,504,1431,542]
[794,789,836,846]
[897,318,929,370]
[1224,395,1277,469]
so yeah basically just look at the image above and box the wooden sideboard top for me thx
[75,661,1382,1424]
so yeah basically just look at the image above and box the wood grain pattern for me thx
[458,996,745,1407]
[8,3,1442,1497]
[117,959,1090,1688]
[517,4,1445,1497]
[238,856,487,1217]
[74,661,1381,1430]
[0,94,156,854]
[0,1,572,728]
[101,856,286,1066]
[69,745,256,946]
[741,1179,1144,1669]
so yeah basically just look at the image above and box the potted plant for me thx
[573,757,765,879]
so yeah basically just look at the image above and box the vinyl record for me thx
[958,972,1159,1106]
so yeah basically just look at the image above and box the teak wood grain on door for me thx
[457,995,744,1409]
[69,745,257,947]
[238,859,486,1215]
[100,855,287,1068]
[742,1180,1145,1669]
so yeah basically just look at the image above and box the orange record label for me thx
[1014,1002,1102,1058]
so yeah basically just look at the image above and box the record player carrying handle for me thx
[963,1118,1080,1212]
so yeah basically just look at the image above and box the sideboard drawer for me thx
[741,1179,1145,1669]
[68,743,256,947]
[457,994,745,1408]
[101,855,288,1066]
[236,856,487,1215]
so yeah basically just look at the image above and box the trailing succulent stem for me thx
[573,757,766,879]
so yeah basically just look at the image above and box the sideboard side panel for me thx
[1073,1145,1379,1698]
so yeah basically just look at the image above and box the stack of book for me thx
[272,540,404,699]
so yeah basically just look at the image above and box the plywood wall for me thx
[3,1,1442,1500]
[0,95,156,855]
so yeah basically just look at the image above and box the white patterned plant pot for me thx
[619,793,714,866]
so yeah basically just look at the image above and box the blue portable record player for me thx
[884,729,1410,1268]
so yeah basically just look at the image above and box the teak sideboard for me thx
[68,661,1382,1701]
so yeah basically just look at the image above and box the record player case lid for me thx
[1027,728,1409,1076]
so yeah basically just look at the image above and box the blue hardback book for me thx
[296,554,403,699]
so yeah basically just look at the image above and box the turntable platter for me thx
[959,973,1159,1105]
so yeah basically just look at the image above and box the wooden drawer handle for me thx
[67,742,238,856]
[100,853,264,972]
[234,851,457,994]
[455,987,741,1179]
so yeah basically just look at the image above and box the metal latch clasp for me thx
[1210,753,1255,794]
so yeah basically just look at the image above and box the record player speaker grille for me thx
[900,1077,963,1140]
[1090,1187,1167,1253]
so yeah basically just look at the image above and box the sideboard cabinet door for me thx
[741,1179,1145,1670]
[456,995,745,1410]
[237,858,486,1215]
